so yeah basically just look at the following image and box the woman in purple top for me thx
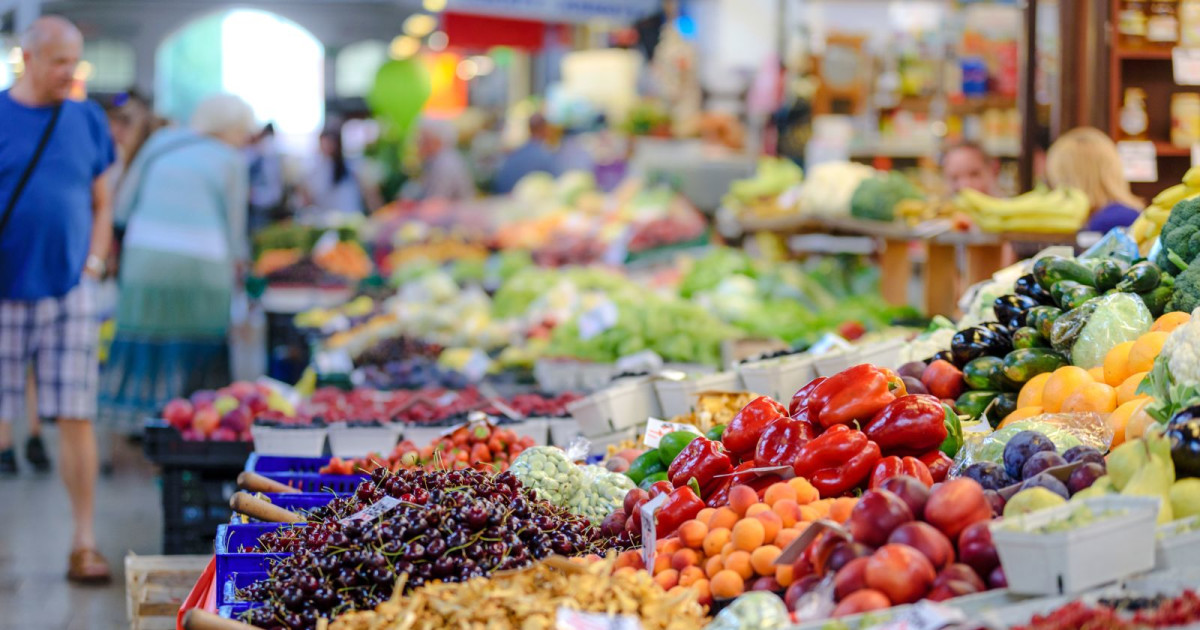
[1046,127,1143,233]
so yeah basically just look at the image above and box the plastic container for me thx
[989,495,1158,595]
[654,371,741,417]
[1155,516,1200,570]
[219,570,267,606]
[160,468,239,554]
[737,355,815,400]
[585,427,639,455]
[326,424,398,458]
[250,425,328,457]
[243,453,328,474]
[215,523,290,598]
[811,349,860,378]
[534,359,582,393]
[259,472,363,493]
[219,603,260,621]
[855,338,905,370]
[402,423,455,449]
[577,362,617,391]
[549,417,583,447]
[229,492,335,523]
[504,417,550,445]
[567,378,661,437]
[143,420,254,468]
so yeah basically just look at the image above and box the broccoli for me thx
[849,172,923,222]
[1155,197,1200,274]
[1167,259,1200,314]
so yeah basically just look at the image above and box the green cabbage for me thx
[1072,292,1153,368]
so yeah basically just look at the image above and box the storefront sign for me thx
[1117,140,1159,183]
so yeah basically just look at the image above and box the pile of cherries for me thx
[238,468,615,630]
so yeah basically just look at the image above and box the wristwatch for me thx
[85,254,106,277]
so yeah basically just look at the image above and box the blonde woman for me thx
[1046,127,1143,233]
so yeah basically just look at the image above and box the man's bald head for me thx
[17,15,83,104]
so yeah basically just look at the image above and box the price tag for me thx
[639,493,669,571]
[556,608,641,630]
[1175,47,1200,85]
[1192,143,1200,168]
[313,349,354,375]
[642,418,703,448]
[872,601,966,630]
[775,518,849,566]
[313,230,339,256]
[461,349,492,382]
[578,299,619,341]
[340,496,402,525]
[1117,140,1159,183]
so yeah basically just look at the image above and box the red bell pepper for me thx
[705,477,733,508]
[754,414,816,468]
[808,364,905,429]
[667,437,732,497]
[868,455,934,489]
[722,396,788,459]
[918,449,953,483]
[704,462,786,507]
[647,480,674,500]
[863,394,950,456]
[655,485,705,537]
[792,425,881,497]
[788,378,827,419]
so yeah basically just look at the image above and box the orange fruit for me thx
[653,553,672,575]
[704,555,724,579]
[708,507,738,531]
[787,477,820,505]
[661,538,683,554]
[750,545,783,576]
[1107,398,1152,448]
[728,485,758,516]
[732,518,766,551]
[678,520,709,550]
[1117,371,1150,405]
[1017,372,1054,409]
[710,570,745,599]
[772,498,802,527]
[764,482,798,507]
[1126,403,1160,441]
[672,548,700,571]
[720,542,735,557]
[1088,366,1106,382]
[829,497,858,523]
[679,566,705,587]
[1042,366,1094,413]
[745,503,771,518]
[774,527,801,550]
[1129,332,1169,374]
[696,507,716,525]
[1103,341,1136,386]
[998,406,1043,430]
[1151,311,1191,333]
[691,578,712,604]
[797,505,820,522]
[724,550,754,579]
[654,569,679,590]
[775,563,796,587]
[703,527,731,558]
[1061,382,1118,414]
[755,511,782,544]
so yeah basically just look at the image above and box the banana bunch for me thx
[1131,166,1200,253]
[955,186,1089,233]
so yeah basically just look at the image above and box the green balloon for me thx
[367,58,431,139]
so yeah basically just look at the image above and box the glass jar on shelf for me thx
[1147,0,1180,46]
[1119,0,1150,47]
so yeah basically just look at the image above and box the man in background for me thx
[412,119,475,201]
[0,15,116,582]
[942,141,999,196]
[493,113,559,194]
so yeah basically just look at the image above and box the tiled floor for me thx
[0,427,164,630]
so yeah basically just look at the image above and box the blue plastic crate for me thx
[244,453,329,474]
[261,471,365,494]
[218,602,261,620]
[215,523,291,602]
[230,492,337,523]
[219,570,268,606]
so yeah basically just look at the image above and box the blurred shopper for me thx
[105,89,159,194]
[493,113,559,194]
[300,128,381,214]
[941,142,999,196]
[101,95,254,439]
[411,118,475,201]
[0,15,116,581]
[1047,127,1143,233]
[557,124,596,175]
[246,122,285,234]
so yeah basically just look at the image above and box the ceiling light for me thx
[389,35,421,59]
[427,31,448,51]
[456,58,478,81]
[403,13,438,38]
[423,0,448,12]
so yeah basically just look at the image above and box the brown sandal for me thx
[67,548,111,584]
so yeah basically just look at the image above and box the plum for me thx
[1003,430,1056,480]
[901,376,929,396]
[1021,451,1068,480]
[1019,472,1070,499]
[1067,462,1106,496]
[1063,445,1105,466]
[848,490,913,547]
[983,489,1007,517]
[879,475,931,518]
[963,462,1014,491]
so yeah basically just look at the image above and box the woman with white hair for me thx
[99,93,255,432]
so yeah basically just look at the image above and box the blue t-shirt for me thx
[0,90,115,300]
[1085,202,1141,234]
[493,141,559,194]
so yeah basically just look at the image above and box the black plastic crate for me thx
[160,467,239,554]
[143,420,254,468]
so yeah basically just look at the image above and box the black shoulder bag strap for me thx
[0,102,63,238]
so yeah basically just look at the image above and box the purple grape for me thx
[1003,431,1056,479]
[1021,451,1068,481]
[1067,462,1106,495]
[1019,471,1070,499]
[1062,445,1105,466]
[963,461,1015,491]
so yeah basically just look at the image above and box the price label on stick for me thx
[639,493,669,571]
[642,418,702,448]
[1175,47,1200,85]
[1117,141,1158,183]
[340,496,402,525]
[556,607,641,630]
[578,299,618,341]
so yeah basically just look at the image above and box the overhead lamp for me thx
[423,0,448,12]
[470,55,494,76]
[427,30,448,51]
[456,58,478,81]
[389,35,421,59]
[403,13,438,38]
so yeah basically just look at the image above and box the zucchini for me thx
[984,392,1020,429]
[1003,347,1069,384]
[956,390,999,421]
[1140,285,1174,317]
[963,356,1004,391]
[1028,305,1063,339]
[1116,261,1162,293]
[1057,282,1099,310]
[1011,326,1048,349]
[1092,259,1127,292]
[1050,301,1099,354]
[1033,256,1094,291]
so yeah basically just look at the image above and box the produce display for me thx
[317,422,537,474]
[162,381,294,441]
[1132,166,1200,255]
[954,186,1089,233]
[1015,591,1200,629]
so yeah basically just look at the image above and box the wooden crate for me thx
[125,553,210,630]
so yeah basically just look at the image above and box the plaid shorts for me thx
[0,280,99,421]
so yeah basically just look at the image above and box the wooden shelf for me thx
[1154,141,1192,157]
[1117,47,1174,60]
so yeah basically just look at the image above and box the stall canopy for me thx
[442,12,569,51]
